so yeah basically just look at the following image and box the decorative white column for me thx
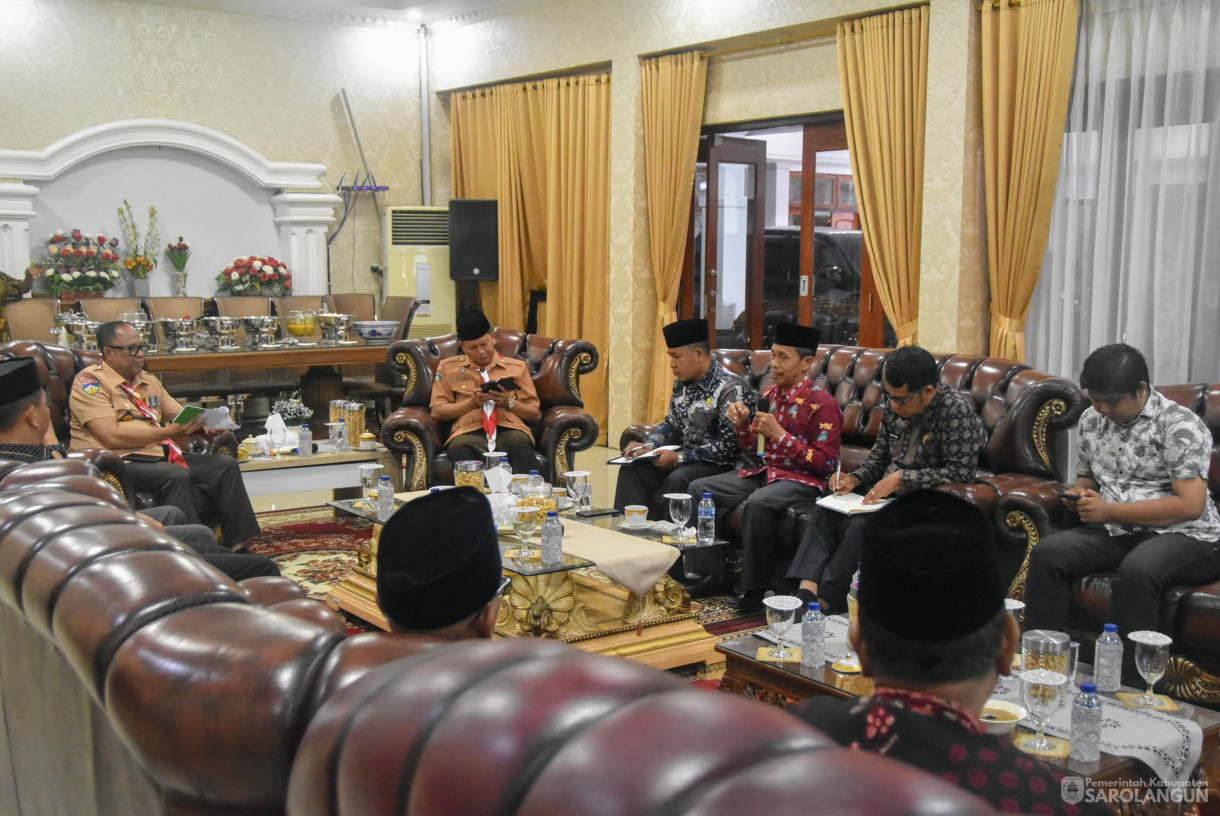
[271,192,342,296]
[0,183,39,277]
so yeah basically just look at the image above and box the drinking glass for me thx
[1020,669,1068,752]
[269,425,287,456]
[563,471,592,510]
[763,595,803,660]
[511,505,541,556]
[358,464,384,504]
[664,492,692,542]
[1066,641,1080,687]
[1129,630,1172,706]
[838,591,861,671]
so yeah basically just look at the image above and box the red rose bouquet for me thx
[31,229,122,295]
[216,255,292,296]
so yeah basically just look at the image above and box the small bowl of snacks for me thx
[351,320,400,344]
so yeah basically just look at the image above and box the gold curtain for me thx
[451,74,612,432]
[641,52,707,422]
[981,0,1079,360]
[837,6,929,347]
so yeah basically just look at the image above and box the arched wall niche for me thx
[0,119,341,296]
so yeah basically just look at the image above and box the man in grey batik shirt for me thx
[1025,344,1220,687]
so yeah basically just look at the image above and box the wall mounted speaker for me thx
[448,199,499,281]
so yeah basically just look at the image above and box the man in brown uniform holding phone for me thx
[430,310,541,475]
[69,320,261,548]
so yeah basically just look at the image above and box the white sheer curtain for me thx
[1028,0,1220,384]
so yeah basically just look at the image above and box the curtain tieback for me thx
[893,318,919,346]
[991,313,1024,335]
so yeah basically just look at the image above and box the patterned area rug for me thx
[245,507,368,600]
[247,506,767,640]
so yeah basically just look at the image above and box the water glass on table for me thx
[1128,630,1173,706]
[763,595,804,661]
[563,471,591,510]
[664,492,692,542]
[1020,669,1069,752]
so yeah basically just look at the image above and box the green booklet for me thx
[171,405,205,425]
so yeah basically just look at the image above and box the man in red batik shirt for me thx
[689,322,842,613]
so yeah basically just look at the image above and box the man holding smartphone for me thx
[430,310,541,475]
[1025,344,1220,686]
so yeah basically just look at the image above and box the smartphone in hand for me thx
[1057,491,1081,502]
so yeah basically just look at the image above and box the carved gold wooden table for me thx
[325,498,720,671]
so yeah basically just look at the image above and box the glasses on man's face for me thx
[886,389,919,407]
[497,574,513,598]
[106,344,148,356]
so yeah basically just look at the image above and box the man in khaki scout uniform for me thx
[69,321,261,548]
[430,310,541,475]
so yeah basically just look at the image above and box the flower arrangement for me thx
[215,255,292,296]
[270,392,313,424]
[30,229,122,295]
[166,237,190,296]
[117,200,160,279]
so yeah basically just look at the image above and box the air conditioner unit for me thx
[385,206,454,338]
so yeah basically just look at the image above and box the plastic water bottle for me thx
[541,510,563,563]
[297,424,312,458]
[500,456,511,477]
[526,469,544,489]
[1095,623,1123,693]
[697,492,716,545]
[377,475,394,522]
[331,418,348,452]
[1069,682,1102,762]
[801,602,826,669]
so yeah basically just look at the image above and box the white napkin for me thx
[255,413,290,454]
[488,492,517,527]
[486,466,511,494]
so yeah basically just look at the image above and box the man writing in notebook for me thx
[613,318,755,523]
[69,321,261,549]
[689,322,841,614]
[430,310,541,475]
[787,345,985,614]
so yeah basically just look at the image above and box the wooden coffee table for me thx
[717,631,1220,807]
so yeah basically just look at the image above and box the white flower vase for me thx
[133,278,151,298]
[174,270,188,297]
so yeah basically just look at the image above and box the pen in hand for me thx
[625,441,657,460]
[832,459,842,494]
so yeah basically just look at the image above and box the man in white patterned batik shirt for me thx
[1025,343,1220,686]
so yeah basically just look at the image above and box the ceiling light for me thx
[406,8,422,20]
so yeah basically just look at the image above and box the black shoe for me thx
[685,573,731,599]
[736,590,766,615]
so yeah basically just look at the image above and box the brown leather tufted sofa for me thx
[0,339,237,514]
[0,459,448,815]
[1000,382,1220,705]
[287,637,996,816]
[0,460,998,816]
[380,328,600,488]
[621,345,1086,591]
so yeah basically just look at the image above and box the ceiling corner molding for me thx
[0,119,328,191]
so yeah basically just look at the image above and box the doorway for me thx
[680,117,894,350]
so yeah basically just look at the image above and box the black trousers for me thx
[613,459,730,520]
[446,429,536,476]
[127,452,261,547]
[787,507,868,615]
[1024,524,1220,683]
[688,471,819,594]
[139,505,280,580]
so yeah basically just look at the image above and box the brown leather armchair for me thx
[1000,382,1220,704]
[0,339,238,513]
[288,638,996,816]
[621,345,1086,591]
[381,328,600,488]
